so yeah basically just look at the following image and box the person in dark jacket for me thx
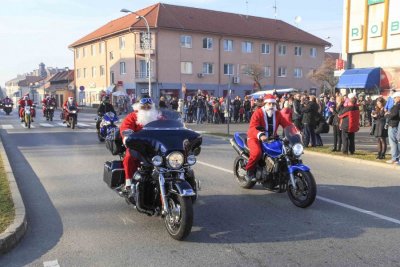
[292,93,302,130]
[384,91,400,164]
[300,95,319,147]
[330,95,344,152]
[159,96,168,109]
[96,95,117,132]
[371,97,388,159]
[339,93,360,155]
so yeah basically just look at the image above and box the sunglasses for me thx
[139,98,153,105]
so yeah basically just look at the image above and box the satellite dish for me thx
[294,16,302,24]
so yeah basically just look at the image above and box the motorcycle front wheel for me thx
[70,117,76,129]
[164,194,193,240]
[233,156,256,189]
[287,170,316,208]
[97,131,105,142]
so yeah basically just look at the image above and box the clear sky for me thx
[0,0,343,88]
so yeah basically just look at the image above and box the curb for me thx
[200,132,400,170]
[0,138,27,254]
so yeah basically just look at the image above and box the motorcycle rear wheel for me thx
[164,194,193,240]
[287,170,316,208]
[233,156,256,189]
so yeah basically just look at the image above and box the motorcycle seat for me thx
[235,133,250,154]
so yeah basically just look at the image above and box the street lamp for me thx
[120,8,152,97]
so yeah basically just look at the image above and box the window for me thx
[76,69,81,78]
[109,51,114,60]
[224,64,234,75]
[110,71,115,84]
[82,47,86,57]
[261,43,270,54]
[83,68,87,78]
[139,32,151,49]
[180,35,192,48]
[278,44,286,55]
[120,62,126,75]
[100,65,105,76]
[294,46,302,56]
[264,66,271,77]
[202,63,214,74]
[202,37,213,49]
[99,42,104,54]
[91,45,96,56]
[119,36,125,49]
[91,66,96,77]
[310,47,317,57]
[76,49,80,59]
[224,39,233,51]
[242,41,253,53]
[139,60,149,78]
[181,62,193,74]
[294,68,303,78]
[278,67,287,77]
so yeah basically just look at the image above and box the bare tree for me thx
[307,58,338,95]
[242,64,264,92]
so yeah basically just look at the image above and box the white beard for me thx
[136,105,159,126]
[266,107,276,117]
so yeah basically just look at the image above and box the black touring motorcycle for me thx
[103,110,202,240]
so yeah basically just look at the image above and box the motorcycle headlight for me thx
[292,143,304,157]
[152,155,163,167]
[50,106,54,109]
[166,152,184,169]
[187,155,196,166]
[103,120,111,125]
[71,110,77,114]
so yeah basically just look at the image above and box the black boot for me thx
[245,170,256,182]
[376,152,381,159]
[379,153,386,159]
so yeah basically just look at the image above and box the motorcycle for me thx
[3,103,13,115]
[103,110,202,240]
[22,105,34,128]
[96,112,119,142]
[44,105,55,121]
[63,106,78,129]
[230,125,316,208]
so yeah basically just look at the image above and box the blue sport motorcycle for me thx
[230,125,316,208]
[96,112,119,142]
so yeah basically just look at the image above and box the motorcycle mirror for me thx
[192,147,201,156]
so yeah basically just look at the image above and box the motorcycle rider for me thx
[96,95,117,132]
[245,94,293,181]
[120,95,160,191]
[42,95,57,117]
[18,94,35,122]
[62,96,78,122]
[3,96,13,106]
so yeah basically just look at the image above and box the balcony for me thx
[135,43,155,54]
[135,71,155,82]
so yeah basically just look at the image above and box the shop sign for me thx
[368,0,384,5]
[390,20,400,35]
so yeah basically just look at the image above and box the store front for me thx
[336,67,382,95]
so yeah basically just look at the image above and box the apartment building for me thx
[69,3,330,106]
[338,0,400,95]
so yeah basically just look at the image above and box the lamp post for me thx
[65,67,70,101]
[121,8,152,97]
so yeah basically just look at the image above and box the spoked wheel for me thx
[164,194,193,240]
[233,156,255,189]
[287,170,316,208]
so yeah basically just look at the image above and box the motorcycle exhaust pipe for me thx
[230,139,249,160]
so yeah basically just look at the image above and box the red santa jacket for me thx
[120,111,144,138]
[247,107,292,140]
[18,99,33,108]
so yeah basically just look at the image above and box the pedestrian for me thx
[384,91,400,164]
[371,97,388,159]
[292,93,302,131]
[339,93,360,155]
[330,95,344,152]
[301,95,319,147]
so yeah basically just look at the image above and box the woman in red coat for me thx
[246,94,292,181]
[339,93,360,155]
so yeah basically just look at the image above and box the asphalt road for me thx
[0,108,399,267]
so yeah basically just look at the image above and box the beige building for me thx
[70,3,330,106]
[339,0,400,95]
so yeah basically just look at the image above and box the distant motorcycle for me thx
[3,103,13,115]
[96,112,119,142]
[44,105,55,121]
[230,125,317,208]
[63,106,78,129]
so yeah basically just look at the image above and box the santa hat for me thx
[347,92,356,99]
[264,94,276,103]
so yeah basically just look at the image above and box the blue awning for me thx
[336,67,381,89]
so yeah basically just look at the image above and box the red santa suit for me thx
[246,96,292,171]
[18,98,35,118]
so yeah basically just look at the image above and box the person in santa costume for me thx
[120,95,160,191]
[245,94,293,181]
[18,94,36,122]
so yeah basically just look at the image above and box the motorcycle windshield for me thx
[125,109,202,158]
[283,125,303,145]
[104,112,118,121]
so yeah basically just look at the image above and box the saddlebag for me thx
[105,127,126,155]
[103,160,125,188]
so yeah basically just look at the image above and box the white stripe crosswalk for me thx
[0,122,97,129]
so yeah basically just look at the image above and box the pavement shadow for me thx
[0,130,63,267]
[185,185,400,244]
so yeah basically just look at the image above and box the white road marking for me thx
[0,124,14,129]
[57,122,67,127]
[197,160,400,225]
[77,123,90,127]
[39,123,55,127]
[43,260,60,267]
[20,123,35,128]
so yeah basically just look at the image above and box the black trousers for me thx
[333,125,342,150]
[303,123,316,147]
[342,131,355,154]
